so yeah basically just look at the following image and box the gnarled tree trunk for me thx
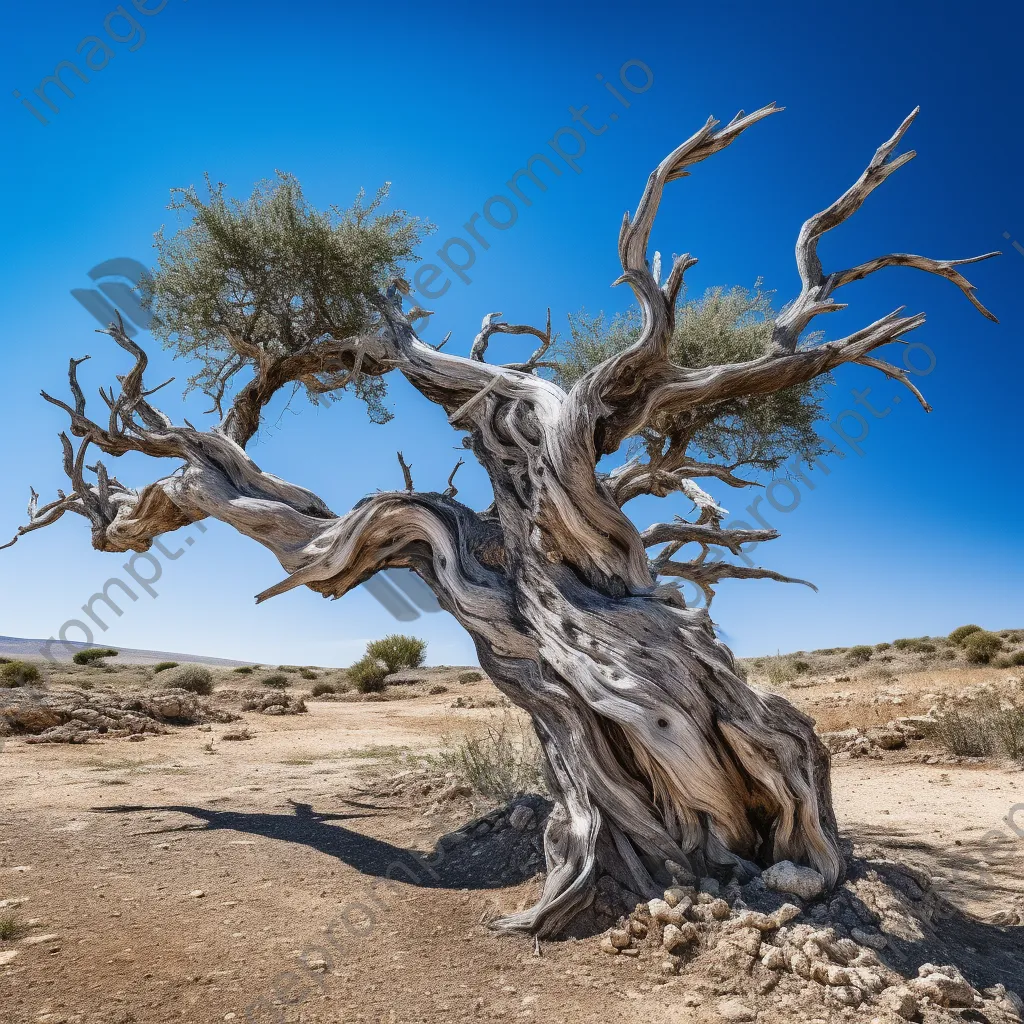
[5,103,997,937]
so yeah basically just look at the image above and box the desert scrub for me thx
[310,681,336,697]
[0,661,41,687]
[165,664,214,695]
[0,911,21,940]
[949,624,983,645]
[299,667,319,680]
[233,665,255,675]
[437,711,545,802]
[874,642,891,651]
[792,660,811,674]
[846,645,874,664]
[428,684,448,695]
[262,673,290,690]
[764,656,796,688]
[962,630,1003,665]
[458,670,484,684]
[348,655,388,693]
[933,693,1024,760]
[152,661,178,673]
[72,647,119,665]
[365,634,426,672]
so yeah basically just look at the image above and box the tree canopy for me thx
[147,173,430,426]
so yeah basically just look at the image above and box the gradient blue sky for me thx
[2,0,1021,665]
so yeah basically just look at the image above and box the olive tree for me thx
[4,106,997,936]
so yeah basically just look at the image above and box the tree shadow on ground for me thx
[93,794,550,892]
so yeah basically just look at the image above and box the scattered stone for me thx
[508,805,535,831]
[910,963,974,1007]
[661,922,698,951]
[716,998,757,1021]
[608,928,631,950]
[762,861,826,901]
[0,950,19,966]
[186,890,206,899]
[866,727,906,750]
[849,927,887,950]
[879,986,919,1019]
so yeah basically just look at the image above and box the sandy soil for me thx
[1,661,1022,1024]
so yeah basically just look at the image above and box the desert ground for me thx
[1,633,1023,1024]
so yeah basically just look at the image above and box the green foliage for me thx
[792,660,811,674]
[0,912,20,940]
[72,648,119,666]
[547,284,832,472]
[436,712,545,802]
[233,665,254,674]
[0,661,41,687]
[147,175,430,426]
[874,642,891,651]
[458,670,484,684]
[299,667,319,680]
[166,664,214,695]
[348,655,389,693]
[365,634,426,673]
[1010,651,1024,667]
[152,661,179,673]
[262,673,290,690]
[765,657,796,688]
[962,631,1003,665]
[847,645,873,664]
[893,638,934,653]
[310,682,336,697]
[949,624,983,645]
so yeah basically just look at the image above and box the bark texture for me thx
[6,105,998,937]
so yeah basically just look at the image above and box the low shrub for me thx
[458,670,484,684]
[436,711,545,802]
[0,661,41,687]
[166,664,214,695]
[310,681,336,697]
[893,638,935,654]
[348,655,389,693]
[949,624,983,645]
[962,631,1003,665]
[365,634,427,673]
[792,660,811,674]
[262,673,290,690]
[299,667,318,680]
[73,648,119,666]
[428,684,448,695]
[847,646,873,664]
[233,666,255,675]
[1009,650,1024,667]
[277,665,301,673]
[765,657,796,688]
[152,661,178,673]
[932,693,1024,760]
[0,911,21,940]
[874,642,891,651]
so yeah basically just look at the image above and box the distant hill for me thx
[0,635,253,668]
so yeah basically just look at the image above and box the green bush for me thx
[847,646,873,664]
[365,634,426,673]
[0,911,21,940]
[348,655,389,693]
[310,682,335,697]
[765,657,796,688]
[458,670,484,684]
[277,665,301,673]
[874,642,891,651]
[1009,651,1024,667]
[299,667,319,680]
[166,664,214,695]
[893,638,935,654]
[262,673,290,690]
[949,624,983,645]
[152,661,179,673]
[233,665,255,675]
[792,660,811,674]
[72,647,119,666]
[0,661,41,687]
[962,631,1003,665]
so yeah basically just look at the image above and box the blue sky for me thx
[2,0,1021,665]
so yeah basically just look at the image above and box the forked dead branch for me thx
[5,105,998,937]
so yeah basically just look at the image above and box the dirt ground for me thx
[1,656,1022,1024]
